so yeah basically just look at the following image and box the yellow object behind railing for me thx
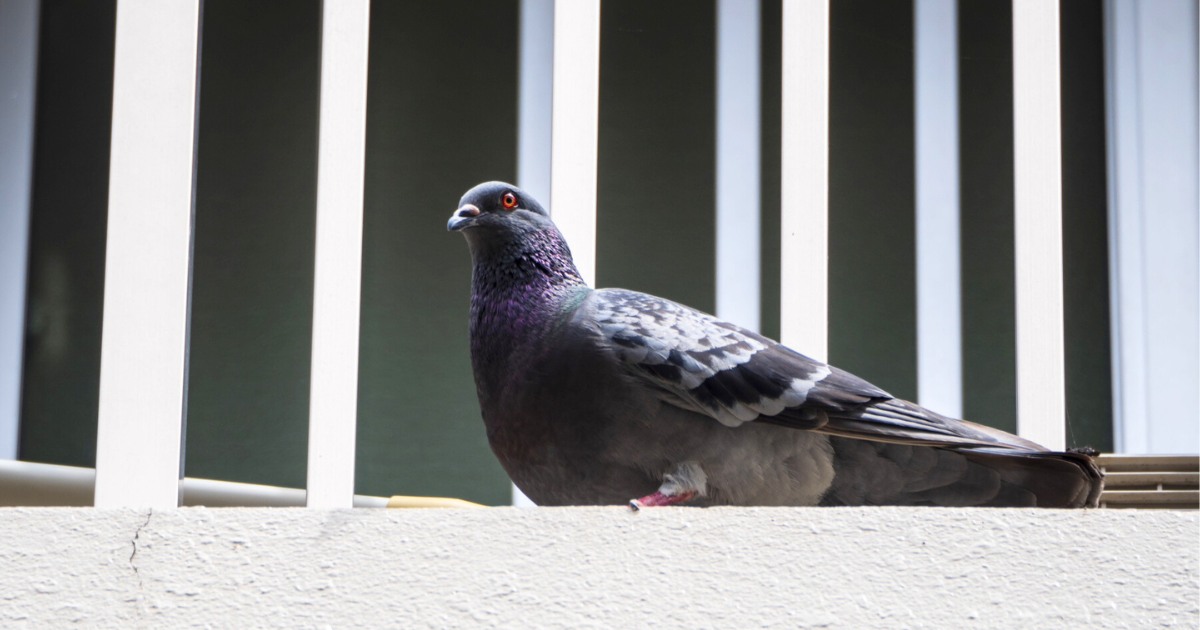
[386,495,484,508]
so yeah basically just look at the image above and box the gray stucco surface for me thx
[0,507,1195,628]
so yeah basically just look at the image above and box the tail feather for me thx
[819,398,1105,508]
[962,450,1103,508]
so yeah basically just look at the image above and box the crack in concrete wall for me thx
[128,509,151,588]
[126,509,152,628]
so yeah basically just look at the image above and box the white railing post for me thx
[549,0,601,287]
[306,0,371,508]
[0,0,39,460]
[1012,0,1066,450]
[780,0,830,361]
[914,0,962,419]
[94,0,201,508]
[520,0,554,209]
[716,0,762,333]
[1103,0,1200,454]
[1103,0,1147,453]
[514,0,555,508]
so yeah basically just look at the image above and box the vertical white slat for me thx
[1133,0,1198,455]
[0,0,39,460]
[549,0,601,287]
[520,0,554,208]
[513,0,554,508]
[1012,0,1066,451]
[306,0,371,508]
[780,0,830,361]
[716,0,762,333]
[1103,0,1147,453]
[914,0,962,419]
[94,0,201,508]
[1104,0,1200,454]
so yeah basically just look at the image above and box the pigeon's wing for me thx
[587,289,1040,452]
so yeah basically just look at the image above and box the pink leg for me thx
[629,489,696,510]
[628,462,706,510]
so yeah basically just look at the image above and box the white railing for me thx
[779,0,831,362]
[93,0,201,509]
[716,0,763,333]
[305,0,371,509]
[1104,0,1200,453]
[914,0,962,419]
[0,0,38,463]
[548,0,602,287]
[0,0,1196,508]
[1011,0,1067,451]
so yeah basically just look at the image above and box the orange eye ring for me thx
[501,192,518,209]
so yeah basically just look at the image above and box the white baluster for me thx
[306,0,371,508]
[548,0,601,287]
[914,0,962,419]
[0,0,40,460]
[94,0,201,508]
[716,0,762,333]
[1012,0,1066,450]
[780,0,830,362]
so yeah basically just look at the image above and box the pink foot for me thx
[629,489,696,510]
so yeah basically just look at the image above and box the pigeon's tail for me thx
[822,433,1105,508]
[818,399,1105,508]
[956,447,1104,508]
[892,401,1105,508]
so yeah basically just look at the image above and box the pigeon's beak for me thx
[447,204,480,232]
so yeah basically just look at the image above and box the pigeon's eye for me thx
[501,192,518,210]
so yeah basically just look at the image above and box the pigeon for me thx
[448,181,1103,508]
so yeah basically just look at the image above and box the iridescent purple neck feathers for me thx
[467,226,589,392]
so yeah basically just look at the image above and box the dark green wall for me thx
[960,0,1018,434]
[596,0,717,314]
[355,1,520,505]
[827,0,918,401]
[760,0,783,343]
[184,0,322,489]
[18,0,115,467]
[1060,0,1113,451]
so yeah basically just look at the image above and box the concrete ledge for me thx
[0,507,1195,628]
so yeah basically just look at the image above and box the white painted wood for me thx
[779,0,829,362]
[514,0,554,508]
[1103,0,1199,454]
[0,0,39,460]
[1132,0,1198,455]
[306,0,371,508]
[520,0,554,209]
[94,0,201,508]
[1011,0,1065,451]
[1103,0,1146,453]
[914,0,962,419]
[716,0,762,333]
[549,0,601,287]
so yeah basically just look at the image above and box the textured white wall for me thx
[0,507,1195,629]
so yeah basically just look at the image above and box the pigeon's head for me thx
[447,181,552,243]
[450,181,585,286]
